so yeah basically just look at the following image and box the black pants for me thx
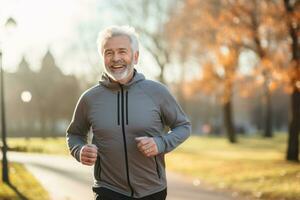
[93,187,167,200]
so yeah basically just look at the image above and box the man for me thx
[66,25,191,200]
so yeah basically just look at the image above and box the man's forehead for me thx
[104,35,130,45]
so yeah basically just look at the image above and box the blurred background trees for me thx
[162,0,299,160]
[165,0,292,142]
[5,50,81,138]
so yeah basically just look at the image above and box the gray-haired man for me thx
[66,25,191,200]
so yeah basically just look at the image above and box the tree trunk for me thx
[177,61,187,112]
[264,81,273,137]
[223,99,236,143]
[287,91,300,161]
[158,64,166,84]
[284,0,300,162]
[250,0,273,138]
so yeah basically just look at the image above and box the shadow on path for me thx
[7,182,28,200]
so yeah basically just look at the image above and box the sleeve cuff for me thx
[72,145,84,162]
[153,136,166,154]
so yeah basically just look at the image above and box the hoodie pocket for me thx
[154,156,161,179]
[94,155,101,180]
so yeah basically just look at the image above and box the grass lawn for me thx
[166,133,300,200]
[7,137,69,155]
[0,162,49,200]
[7,133,300,200]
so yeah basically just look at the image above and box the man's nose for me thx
[112,53,121,62]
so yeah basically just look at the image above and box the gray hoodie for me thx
[66,70,191,198]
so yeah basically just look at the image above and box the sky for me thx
[0,0,98,76]
[0,0,166,82]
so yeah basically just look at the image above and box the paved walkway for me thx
[8,152,238,200]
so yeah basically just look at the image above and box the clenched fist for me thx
[135,137,158,157]
[80,144,98,166]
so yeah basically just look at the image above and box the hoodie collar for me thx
[99,69,145,90]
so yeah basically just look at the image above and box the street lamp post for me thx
[1,17,17,184]
[0,48,9,183]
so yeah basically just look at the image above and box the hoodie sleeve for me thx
[152,84,191,154]
[66,94,90,162]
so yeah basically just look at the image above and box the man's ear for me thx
[133,51,139,65]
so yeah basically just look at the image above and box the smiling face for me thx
[102,35,139,84]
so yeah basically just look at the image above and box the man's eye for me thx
[105,52,112,56]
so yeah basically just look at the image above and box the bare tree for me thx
[109,0,178,84]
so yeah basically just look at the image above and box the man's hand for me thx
[80,144,98,166]
[135,137,158,157]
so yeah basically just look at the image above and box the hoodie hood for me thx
[99,69,145,90]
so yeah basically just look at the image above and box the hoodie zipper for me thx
[117,92,120,125]
[125,91,129,125]
[120,85,134,197]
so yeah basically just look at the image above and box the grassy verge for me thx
[0,162,49,200]
[7,137,69,155]
[166,134,300,200]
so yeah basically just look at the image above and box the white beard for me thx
[105,64,134,82]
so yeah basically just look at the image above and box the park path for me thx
[8,152,238,200]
